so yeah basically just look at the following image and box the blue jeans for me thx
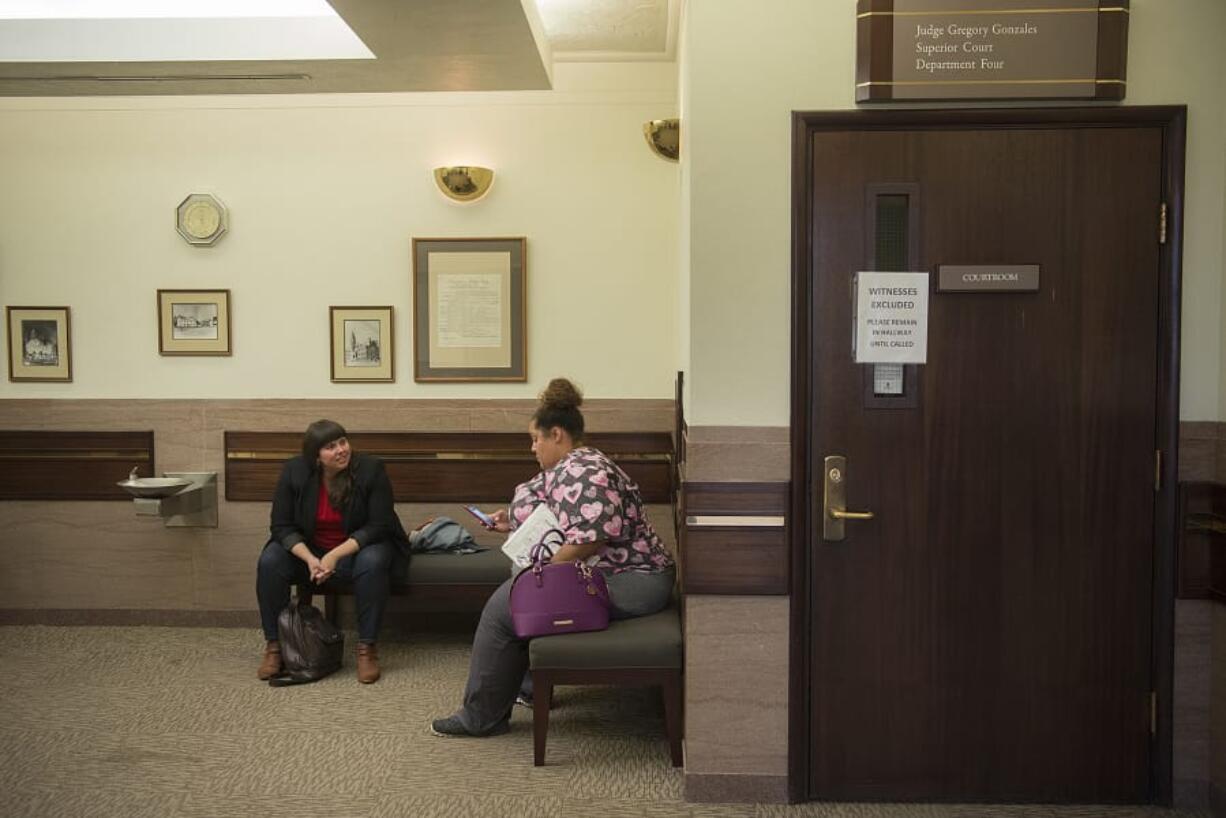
[255,540,395,643]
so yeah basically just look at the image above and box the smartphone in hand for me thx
[463,505,496,529]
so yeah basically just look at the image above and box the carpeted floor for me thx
[0,625,1212,818]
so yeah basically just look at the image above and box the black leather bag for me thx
[269,597,344,687]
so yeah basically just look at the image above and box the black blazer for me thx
[269,452,409,554]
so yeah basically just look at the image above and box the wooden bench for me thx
[227,429,674,614]
[229,428,683,764]
[529,603,683,767]
[302,548,513,622]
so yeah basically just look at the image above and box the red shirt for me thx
[314,482,346,551]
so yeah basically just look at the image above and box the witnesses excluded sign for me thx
[853,272,929,364]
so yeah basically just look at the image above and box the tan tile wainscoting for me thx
[0,398,674,621]
[1213,602,1226,817]
[681,425,790,802]
[1177,421,1226,808]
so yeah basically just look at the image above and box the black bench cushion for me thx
[401,548,512,586]
[528,605,682,670]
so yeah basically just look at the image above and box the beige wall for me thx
[0,65,680,401]
[683,0,1226,426]
[1126,0,1226,424]
[1221,138,1226,429]
[676,0,692,413]
[684,0,839,427]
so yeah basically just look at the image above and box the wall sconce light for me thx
[433,166,495,203]
[643,119,680,162]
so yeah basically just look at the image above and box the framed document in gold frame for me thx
[330,306,394,383]
[157,289,231,356]
[6,306,71,382]
[412,237,526,382]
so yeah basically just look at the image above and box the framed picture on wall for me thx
[157,289,231,356]
[411,237,526,382]
[330,306,394,382]
[6,306,72,382]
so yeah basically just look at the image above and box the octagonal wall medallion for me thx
[176,193,228,246]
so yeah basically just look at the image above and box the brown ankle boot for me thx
[257,640,282,680]
[356,642,380,684]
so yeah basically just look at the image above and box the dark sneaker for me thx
[430,715,509,738]
[514,694,533,709]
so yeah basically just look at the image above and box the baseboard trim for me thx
[0,608,481,633]
[684,773,789,804]
[0,609,259,627]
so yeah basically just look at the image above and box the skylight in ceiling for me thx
[0,0,374,62]
[0,1,338,19]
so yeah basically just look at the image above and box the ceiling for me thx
[538,0,674,61]
[0,0,677,97]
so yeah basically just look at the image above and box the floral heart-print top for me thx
[509,447,674,574]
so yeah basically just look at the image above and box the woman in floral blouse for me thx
[431,378,676,738]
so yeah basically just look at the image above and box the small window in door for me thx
[875,194,910,273]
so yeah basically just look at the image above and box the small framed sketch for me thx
[157,289,231,356]
[330,306,394,383]
[412,237,526,382]
[6,306,72,382]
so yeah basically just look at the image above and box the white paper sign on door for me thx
[853,272,929,364]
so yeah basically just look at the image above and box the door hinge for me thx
[1159,202,1167,244]
[1150,691,1157,736]
[1155,449,1162,492]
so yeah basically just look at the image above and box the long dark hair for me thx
[303,419,351,510]
[531,378,584,442]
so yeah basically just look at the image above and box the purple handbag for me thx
[508,529,610,639]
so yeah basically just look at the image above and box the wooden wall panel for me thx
[684,481,789,516]
[682,481,789,595]
[0,430,154,501]
[684,527,789,595]
[1178,481,1226,601]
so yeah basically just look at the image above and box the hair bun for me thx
[539,377,583,411]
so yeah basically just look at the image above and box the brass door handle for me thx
[822,455,873,541]
[830,508,874,520]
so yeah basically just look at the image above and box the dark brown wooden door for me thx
[807,125,1162,802]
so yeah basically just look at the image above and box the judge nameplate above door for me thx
[855,0,1131,102]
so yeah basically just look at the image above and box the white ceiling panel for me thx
[0,0,337,19]
[0,18,373,62]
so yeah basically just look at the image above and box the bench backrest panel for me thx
[225,431,673,504]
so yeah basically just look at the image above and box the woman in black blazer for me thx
[255,419,406,684]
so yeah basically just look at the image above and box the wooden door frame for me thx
[788,106,1187,804]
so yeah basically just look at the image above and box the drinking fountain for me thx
[117,468,218,527]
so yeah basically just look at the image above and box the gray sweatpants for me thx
[454,566,676,735]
